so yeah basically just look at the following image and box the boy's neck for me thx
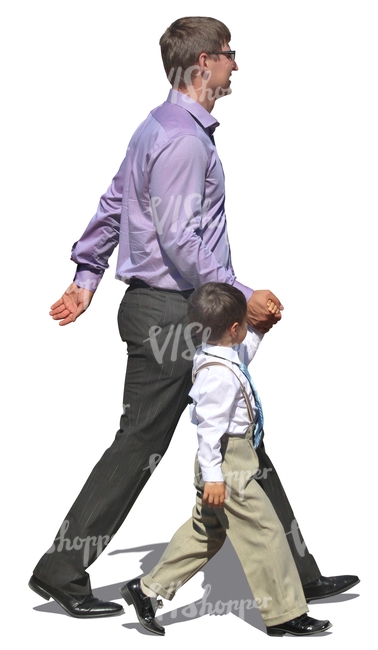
[207,335,234,348]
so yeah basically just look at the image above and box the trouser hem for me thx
[141,576,178,601]
[263,604,309,627]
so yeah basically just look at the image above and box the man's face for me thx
[205,42,238,99]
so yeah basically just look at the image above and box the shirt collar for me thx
[201,341,241,364]
[167,88,220,134]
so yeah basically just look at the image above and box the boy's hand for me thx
[203,482,227,508]
[267,298,281,315]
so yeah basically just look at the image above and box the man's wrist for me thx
[233,280,253,302]
[73,267,103,292]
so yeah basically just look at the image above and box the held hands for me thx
[203,482,227,508]
[247,290,284,334]
[49,283,94,326]
[267,298,281,315]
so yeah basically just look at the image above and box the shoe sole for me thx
[305,578,360,603]
[120,584,165,636]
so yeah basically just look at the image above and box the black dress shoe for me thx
[267,614,332,636]
[29,575,124,618]
[120,578,165,636]
[303,575,360,602]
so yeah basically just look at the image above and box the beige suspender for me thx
[193,361,254,424]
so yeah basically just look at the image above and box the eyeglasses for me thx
[210,50,236,61]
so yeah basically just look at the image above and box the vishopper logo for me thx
[286,519,307,558]
[167,65,233,102]
[196,467,273,502]
[150,193,220,237]
[153,582,272,621]
[144,321,211,364]
[143,453,162,475]
[46,520,113,566]
[223,467,273,502]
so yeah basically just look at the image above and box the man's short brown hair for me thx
[159,16,231,89]
[187,282,247,343]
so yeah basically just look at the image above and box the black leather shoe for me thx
[267,614,332,636]
[120,578,165,636]
[29,575,124,618]
[303,575,360,602]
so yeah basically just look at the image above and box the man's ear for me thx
[198,51,209,74]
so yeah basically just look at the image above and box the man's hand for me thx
[49,283,94,326]
[247,290,284,334]
[203,482,227,508]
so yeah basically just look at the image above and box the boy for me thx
[120,283,332,637]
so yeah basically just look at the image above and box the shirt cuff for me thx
[233,280,253,302]
[73,266,103,292]
[201,466,224,482]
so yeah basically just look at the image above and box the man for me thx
[29,16,359,620]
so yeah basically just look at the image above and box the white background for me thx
[2,1,377,648]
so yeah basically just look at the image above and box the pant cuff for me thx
[141,575,177,601]
[263,604,309,627]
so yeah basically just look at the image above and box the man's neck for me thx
[178,86,215,113]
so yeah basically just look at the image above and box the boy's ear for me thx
[229,321,239,339]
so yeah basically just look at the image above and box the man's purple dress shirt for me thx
[71,89,252,301]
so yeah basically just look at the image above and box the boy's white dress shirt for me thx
[189,327,263,482]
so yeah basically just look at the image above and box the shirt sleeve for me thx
[239,327,264,366]
[148,135,253,300]
[190,365,240,482]
[70,158,125,291]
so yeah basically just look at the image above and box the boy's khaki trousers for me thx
[142,429,308,627]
